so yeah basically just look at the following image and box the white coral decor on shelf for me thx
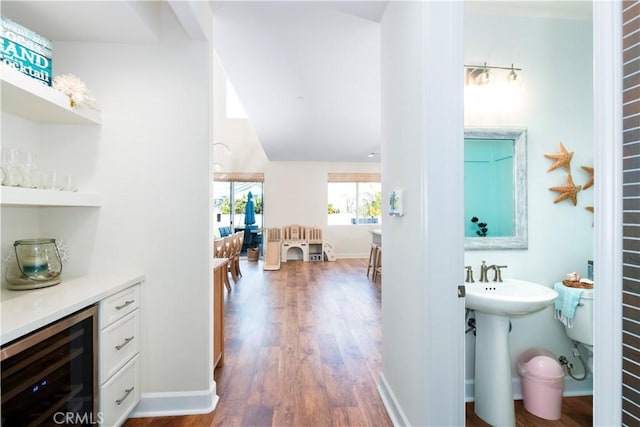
[52,74,96,108]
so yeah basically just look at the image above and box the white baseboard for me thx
[377,372,410,427]
[465,375,593,402]
[334,253,369,259]
[129,381,219,418]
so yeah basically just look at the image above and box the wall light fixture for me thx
[212,142,232,173]
[212,142,232,154]
[464,63,522,86]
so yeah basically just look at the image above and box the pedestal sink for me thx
[466,279,558,426]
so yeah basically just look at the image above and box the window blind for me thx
[213,172,264,182]
[327,173,381,183]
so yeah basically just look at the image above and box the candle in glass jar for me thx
[21,255,48,274]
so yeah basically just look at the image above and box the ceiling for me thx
[2,1,592,163]
[1,1,163,43]
[211,1,386,162]
[210,0,591,162]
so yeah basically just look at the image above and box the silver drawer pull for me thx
[115,387,134,405]
[115,336,134,350]
[115,300,135,310]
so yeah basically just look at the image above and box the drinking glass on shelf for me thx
[20,152,41,188]
[60,174,76,192]
[43,171,60,190]
[1,147,24,187]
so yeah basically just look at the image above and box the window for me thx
[327,173,381,225]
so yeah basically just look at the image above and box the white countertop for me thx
[1,273,144,345]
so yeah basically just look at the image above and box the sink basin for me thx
[465,279,558,317]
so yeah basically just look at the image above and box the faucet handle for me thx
[465,266,474,283]
[493,265,508,282]
[479,261,487,282]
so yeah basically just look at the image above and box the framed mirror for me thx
[464,128,527,250]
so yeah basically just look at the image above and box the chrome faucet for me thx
[479,260,493,283]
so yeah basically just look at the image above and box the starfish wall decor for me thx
[581,165,594,189]
[586,206,594,227]
[549,173,582,206]
[544,142,594,220]
[544,142,574,172]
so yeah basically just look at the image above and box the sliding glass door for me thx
[213,180,263,253]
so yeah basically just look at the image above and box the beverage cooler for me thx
[1,305,98,426]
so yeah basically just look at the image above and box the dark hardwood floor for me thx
[125,259,390,427]
[466,398,592,427]
[124,259,592,427]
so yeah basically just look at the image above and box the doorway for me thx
[462,1,596,424]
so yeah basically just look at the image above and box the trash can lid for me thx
[520,355,564,380]
[519,347,557,363]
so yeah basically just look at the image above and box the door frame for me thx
[593,1,623,424]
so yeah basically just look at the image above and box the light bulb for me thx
[476,67,490,85]
[507,64,518,83]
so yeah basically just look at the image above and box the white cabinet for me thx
[98,283,141,426]
[100,355,140,427]
[0,63,101,207]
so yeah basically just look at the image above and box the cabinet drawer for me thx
[100,354,140,427]
[100,310,140,385]
[100,285,140,328]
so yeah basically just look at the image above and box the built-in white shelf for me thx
[0,64,101,125]
[1,186,101,207]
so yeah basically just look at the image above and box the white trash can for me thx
[517,348,565,420]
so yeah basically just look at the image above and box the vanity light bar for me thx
[464,63,522,72]
[464,63,522,85]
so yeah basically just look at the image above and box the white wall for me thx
[212,52,268,172]
[264,161,380,258]
[1,3,214,411]
[1,114,45,254]
[463,11,594,397]
[379,2,465,426]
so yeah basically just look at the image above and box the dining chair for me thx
[367,242,380,278]
[214,238,231,291]
[232,231,244,281]
[225,235,239,282]
[372,245,382,282]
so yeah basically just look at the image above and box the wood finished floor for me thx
[124,259,592,427]
[465,398,592,427]
[125,259,390,427]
